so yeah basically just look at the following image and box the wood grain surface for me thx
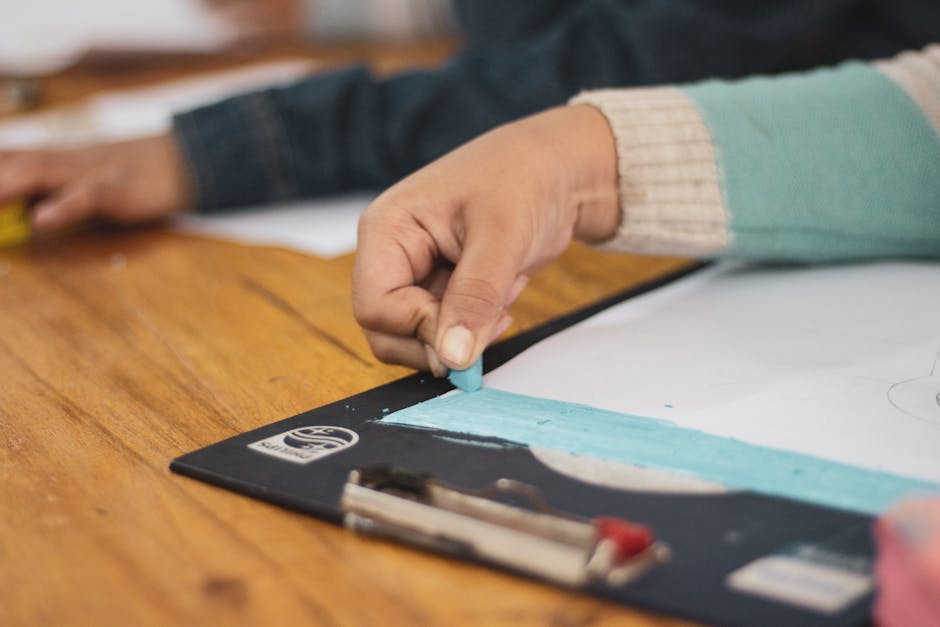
[0,42,697,627]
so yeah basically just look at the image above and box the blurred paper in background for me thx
[0,0,236,75]
[0,60,315,147]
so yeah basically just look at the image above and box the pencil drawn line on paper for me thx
[887,346,940,425]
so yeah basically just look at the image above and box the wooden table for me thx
[0,42,696,627]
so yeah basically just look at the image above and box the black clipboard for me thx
[171,263,875,627]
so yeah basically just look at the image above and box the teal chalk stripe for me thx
[383,388,940,515]
[682,63,940,262]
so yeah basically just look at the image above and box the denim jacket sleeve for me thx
[171,0,940,213]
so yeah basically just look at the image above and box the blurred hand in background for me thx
[0,134,192,233]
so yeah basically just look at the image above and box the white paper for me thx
[0,0,235,75]
[177,193,370,258]
[484,262,940,484]
[0,60,315,149]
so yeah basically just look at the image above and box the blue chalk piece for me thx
[448,357,483,392]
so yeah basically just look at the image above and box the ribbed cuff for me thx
[172,91,299,213]
[875,44,940,138]
[571,87,729,257]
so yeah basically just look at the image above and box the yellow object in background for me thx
[0,202,31,247]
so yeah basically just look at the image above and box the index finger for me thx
[352,205,442,344]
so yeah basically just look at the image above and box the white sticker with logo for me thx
[248,426,360,464]
[726,543,872,614]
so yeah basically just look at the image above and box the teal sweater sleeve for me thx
[681,60,940,262]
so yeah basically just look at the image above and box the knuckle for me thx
[355,310,384,333]
[352,298,381,330]
[445,277,503,322]
[353,297,399,334]
[356,208,376,239]
[357,199,398,234]
[407,298,438,341]
[354,287,438,340]
[365,334,397,364]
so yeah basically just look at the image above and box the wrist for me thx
[563,104,620,243]
[152,133,194,214]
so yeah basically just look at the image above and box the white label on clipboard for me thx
[727,544,872,614]
[248,426,359,464]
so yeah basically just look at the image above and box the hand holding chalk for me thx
[352,105,620,373]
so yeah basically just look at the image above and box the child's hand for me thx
[0,134,192,234]
[353,104,620,374]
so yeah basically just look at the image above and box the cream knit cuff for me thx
[875,44,940,137]
[571,87,729,257]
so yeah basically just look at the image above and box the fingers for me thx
[363,330,434,372]
[353,209,442,344]
[433,230,526,369]
[355,195,531,374]
[364,332,483,378]
[1,135,189,232]
[0,150,103,232]
[364,311,513,377]
[31,178,103,231]
[0,152,70,206]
